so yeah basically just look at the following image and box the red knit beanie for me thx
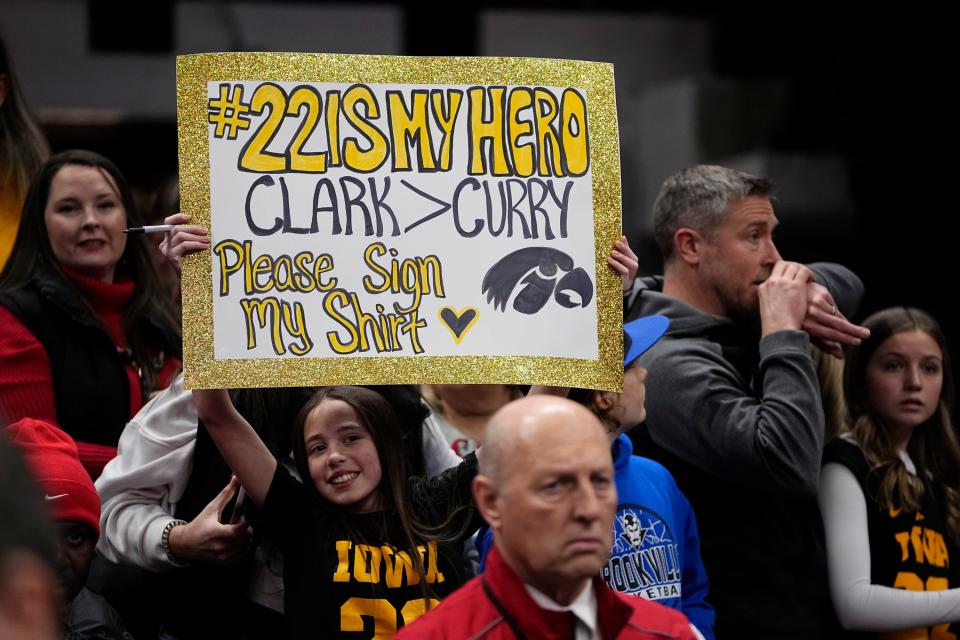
[4,418,101,537]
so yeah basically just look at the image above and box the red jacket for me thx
[396,546,695,639]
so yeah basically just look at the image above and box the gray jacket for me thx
[625,263,863,638]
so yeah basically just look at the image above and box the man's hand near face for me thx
[758,261,811,337]
[802,282,870,358]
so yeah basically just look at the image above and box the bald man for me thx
[397,396,694,640]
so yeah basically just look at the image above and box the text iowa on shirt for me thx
[332,540,446,586]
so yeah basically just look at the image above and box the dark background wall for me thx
[4,2,954,377]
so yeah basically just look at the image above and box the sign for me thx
[177,52,622,389]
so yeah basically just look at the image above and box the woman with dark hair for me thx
[0,150,181,477]
[820,307,960,636]
[0,33,50,269]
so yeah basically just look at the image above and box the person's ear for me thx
[674,227,705,266]
[472,475,502,530]
[593,390,616,412]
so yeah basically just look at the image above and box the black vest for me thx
[823,438,960,639]
[0,271,179,443]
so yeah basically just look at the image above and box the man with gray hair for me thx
[625,165,869,638]
[397,396,696,639]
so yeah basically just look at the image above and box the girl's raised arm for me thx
[192,388,277,507]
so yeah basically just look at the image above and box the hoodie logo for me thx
[603,504,682,604]
[45,493,69,501]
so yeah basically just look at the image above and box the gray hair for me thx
[652,165,776,261]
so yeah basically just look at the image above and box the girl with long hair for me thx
[192,384,479,638]
[820,307,960,636]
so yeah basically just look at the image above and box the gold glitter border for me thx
[177,52,623,391]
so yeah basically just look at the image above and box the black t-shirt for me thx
[259,456,478,639]
[824,437,960,639]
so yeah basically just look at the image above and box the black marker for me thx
[123,224,175,235]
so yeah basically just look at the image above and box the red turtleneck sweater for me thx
[0,269,180,477]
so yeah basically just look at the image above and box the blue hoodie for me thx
[605,434,714,639]
[477,434,715,640]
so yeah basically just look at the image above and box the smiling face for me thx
[865,329,944,448]
[43,164,127,283]
[303,399,383,513]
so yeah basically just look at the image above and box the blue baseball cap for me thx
[623,315,669,369]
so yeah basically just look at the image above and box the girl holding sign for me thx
[192,384,480,638]
[168,214,640,639]
[820,308,960,636]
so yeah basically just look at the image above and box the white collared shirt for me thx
[524,582,599,640]
[525,581,706,640]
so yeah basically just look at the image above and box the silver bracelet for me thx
[161,519,189,567]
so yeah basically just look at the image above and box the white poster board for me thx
[177,53,623,390]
